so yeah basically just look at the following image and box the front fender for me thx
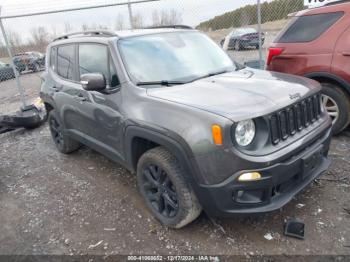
[124,125,195,174]
[124,125,219,213]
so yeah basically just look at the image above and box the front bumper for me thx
[194,125,331,217]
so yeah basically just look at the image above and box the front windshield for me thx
[118,31,235,83]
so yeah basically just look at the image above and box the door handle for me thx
[52,86,62,92]
[342,51,350,56]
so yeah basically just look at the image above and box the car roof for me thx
[50,28,196,46]
[116,28,195,37]
[293,1,350,16]
[14,52,39,56]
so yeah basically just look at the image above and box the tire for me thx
[321,82,350,135]
[33,63,40,72]
[48,110,80,154]
[234,41,241,51]
[137,146,202,228]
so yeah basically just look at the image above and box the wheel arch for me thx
[40,92,57,114]
[304,72,350,95]
[44,102,54,113]
[124,126,195,184]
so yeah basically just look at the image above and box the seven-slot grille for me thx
[269,94,322,145]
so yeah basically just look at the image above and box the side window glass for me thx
[57,45,75,80]
[50,46,57,72]
[276,12,344,43]
[79,44,108,80]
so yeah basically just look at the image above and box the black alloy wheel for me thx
[141,164,179,218]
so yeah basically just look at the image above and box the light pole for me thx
[0,6,28,108]
[128,0,134,29]
[257,0,263,69]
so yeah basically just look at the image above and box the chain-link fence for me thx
[0,0,305,113]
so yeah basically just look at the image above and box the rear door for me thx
[52,44,87,136]
[331,25,350,85]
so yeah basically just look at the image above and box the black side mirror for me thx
[81,73,106,91]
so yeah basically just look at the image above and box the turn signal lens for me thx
[212,125,223,145]
[238,172,262,182]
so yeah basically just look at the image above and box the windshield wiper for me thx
[189,70,231,83]
[136,70,231,86]
[136,80,186,86]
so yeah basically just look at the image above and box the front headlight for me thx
[235,119,256,147]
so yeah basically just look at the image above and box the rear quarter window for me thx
[275,12,344,43]
[57,44,76,80]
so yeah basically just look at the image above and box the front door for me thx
[74,43,124,162]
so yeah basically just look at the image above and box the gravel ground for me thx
[0,70,350,257]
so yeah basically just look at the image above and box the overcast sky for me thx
[0,0,267,42]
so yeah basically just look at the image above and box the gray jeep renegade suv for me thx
[40,27,332,228]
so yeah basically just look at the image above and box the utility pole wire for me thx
[0,0,160,19]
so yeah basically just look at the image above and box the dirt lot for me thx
[0,71,350,257]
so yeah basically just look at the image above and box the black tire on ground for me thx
[23,120,44,130]
[24,113,47,129]
[48,110,81,154]
[321,82,350,135]
[137,146,202,228]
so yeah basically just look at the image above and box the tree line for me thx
[197,0,304,31]
[0,8,182,58]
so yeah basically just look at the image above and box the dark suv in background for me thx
[267,1,350,134]
[41,28,331,228]
[13,52,45,73]
[220,28,265,50]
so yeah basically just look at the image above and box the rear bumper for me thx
[195,125,331,217]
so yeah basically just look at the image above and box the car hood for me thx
[146,69,321,122]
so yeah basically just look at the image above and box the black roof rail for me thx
[325,0,350,6]
[53,30,118,42]
[143,25,193,30]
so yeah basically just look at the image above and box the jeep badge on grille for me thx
[289,93,302,100]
